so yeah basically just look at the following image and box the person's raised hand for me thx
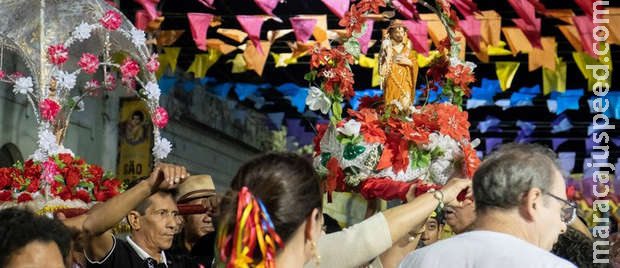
[147,163,190,191]
[442,178,472,207]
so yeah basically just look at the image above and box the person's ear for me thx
[128,211,142,230]
[520,188,543,222]
[304,208,322,243]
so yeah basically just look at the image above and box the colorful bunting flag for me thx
[528,37,556,71]
[206,39,237,55]
[574,0,596,19]
[402,20,429,56]
[158,75,179,95]
[460,16,482,53]
[485,138,503,154]
[513,18,542,48]
[573,43,612,91]
[416,50,441,67]
[478,116,502,133]
[187,13,214,51]
[156,30,185,47]
[133,0,158,20]
[290,17,318,43]
[508,0,536,24]
[254,0,280,16]
[228,53,247,73]
[422,13,466,59]
[495,62,520,91]
[135,10,156,30]
[321,0,350,19]
[267,29,294,42]
[299,15,330,48]
[393,0,419,20]
[551,114,572,133]
[557,25,583,52]
[542,57,567,95]
[487,41,512,56]
[502,27,533,56]
[187,49,221,78]
[197,0,215,9]
[237,15,266,54]
[447,0,479,18]
[604,8,620,45]
[573,16,597,58]
[211,83,233,99]
[476,10,502,47]
[359,20,375,54]
[546,9,575,25]
[271,52,307,68]
[235,83,260,101]
[217,28,248,43]
[552,138,569,151]
[243,41,271,76]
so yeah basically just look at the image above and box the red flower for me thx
[0,190,12,201]
[377,132,409,173]
[319,66,338,94]
[74,158,86,166]
[27,179,40,193]
[147,53,160,73]
[357,0,386,14]
[76,190,91,203]
[23,160,42,179]
[326,158,345,197]
[17,193,33,203]
[47,44,69,66]
[94,188,106,202]
[78,53,100,74]
[153,107,168,128]
[0,168,10,189]
[339,5,366,36]
[435,103,470,141]
[399,121,430,144]
[102,179,121,193]
[65,167,81,189]
[58,153,74,166]
[337,67,355,100]
[101,10,122,31]
[446,65,475,96]
[461,143,480,178]
[51,180,72,200]
[357,95,383,110]
[88,165,104,180]
[120,57,140,78]
[313,123,329,156]
[310,45,331,69]
[39,98,61,122]
[332,46,354,68]
[0,70,5,80]
[349,108,386,144]
[105,73,116,91]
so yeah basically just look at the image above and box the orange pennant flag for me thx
[267,29,294,43]
[299,15,330,49]
[206,39,238,55]
[286,41,318,57]
[557,25,583,52]
[156,30,185,47]
[243,40,271,76]
[528,37,556,71]
[421,13,466,59]
[502,27,533,56]
[217,28,248,43]
[476,10,502,47]
[146,17,165,34]
[604,8,620,45]
[545,9,575,25]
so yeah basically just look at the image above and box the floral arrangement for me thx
[0,9,170,162]
[0,153,124,212]
[305,0,481,201]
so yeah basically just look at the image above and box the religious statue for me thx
[379,20,419,110]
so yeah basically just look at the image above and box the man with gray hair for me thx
[398,143,577,267]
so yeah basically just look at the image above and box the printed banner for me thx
[117,98,153,183]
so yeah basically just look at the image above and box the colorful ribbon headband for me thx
[217,186,284,268]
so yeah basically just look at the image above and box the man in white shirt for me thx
[399,143,577,268]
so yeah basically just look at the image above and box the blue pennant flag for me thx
[557,152,576,174]
[510,92,536,107]
[477,116,502,133]
[200,77,217,86]
[276,83,301,96]
[183,81,195,92]
[235,83,259,101]
[552,138,569,151]
[158,76,179,95]
[210,83,234,99]
[288,87,309,113]
[267,112,285,130]
[551,114,572,133]
[518,84,541,95]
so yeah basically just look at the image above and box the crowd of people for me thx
[0,143,613,267]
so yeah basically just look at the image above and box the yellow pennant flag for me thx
[156,30,185,47]
[228,53,247,73]
[495,62,520,91]
[357,54,380,86]
[542,58,567,95]
[187,49,222,78]
[487,41,512,56]
[573,42,613,91]
[162,47,181,72]
[358,54,376,68]
[416,50,441,68]
[271,52,307,68]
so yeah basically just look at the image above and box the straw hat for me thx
[175,174,216,203]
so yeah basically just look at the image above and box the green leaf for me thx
[352,22,368,39]
[430,147,444,159]
[332,102,342,122]
[79,181,95,190]
[68,98,76,109]
[340,137,352,144]
[304,70,318,82]
[54,175,65,183]
[344,38,361,58]
[419,153,431,169]
[352,135,363,144]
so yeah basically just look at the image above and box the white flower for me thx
[130,28,147,46]
[54,70,77,90]
[430,159,452,185]
[338,119,361,137]
[144,81,161,100]
[72,96,84,112]
[153,137,172,159]
[72,22,92,41]
[38,126,58,153]
[31,149,47,162]
[465,61,477,73]
[306,86,331,114]
[389,99,403,111]
[424,133,459,160]
[13,77,34,94]
[449,56,462,67]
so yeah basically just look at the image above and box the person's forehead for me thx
[147,193,178,210]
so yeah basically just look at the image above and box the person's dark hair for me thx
[126,179,177,215]
[552,227,606,268]
[0,208,71,266]
[132,110,145,121]
[473,143,561,213]
[217,152,323,244]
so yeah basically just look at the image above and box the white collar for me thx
[126,236,168,267]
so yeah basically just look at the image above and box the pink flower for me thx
[153,107,168,128]
[0,70,5,80]
[42,160,60,185]
[9,72,23,80]
[146,54,160,73]
[101,10,122,31]
[120,57,140,78]
[85,79,100,90]
[78,53,100,74]
[47,44,69,66]
[104,73,116,91]
[122,77,136,90]
[39,98,61,122]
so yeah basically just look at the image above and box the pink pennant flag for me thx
[359,20,374,54]
[447,0,479,17]
[254,0,280,16]
[459,16,482,52]
[237,15,266,54]
[402,20,429,56]
[507,0,536,24]
[321,0,350,19]
[290,17,318,43]
[187,13,214,51]
[135,10,163,30]
[133,0,159,20]
[197,0,215,9]
[512,17,542,48]
[393,0,420,20]
[573,16,597,58]
[574,0,596,19]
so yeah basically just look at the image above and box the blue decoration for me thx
[551,114,572,133]
[289,87,309,113]
[518,85,541,95]
[200,77,217,85]
[276,83,301,96]
[183,81,195,92]
[349,89,383,110]
[477,116,502,133]
[235,83,260,101]
[267,112,285,129]
[158,76,179,95]
[210,83,233,99]
[510,92,536,107]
